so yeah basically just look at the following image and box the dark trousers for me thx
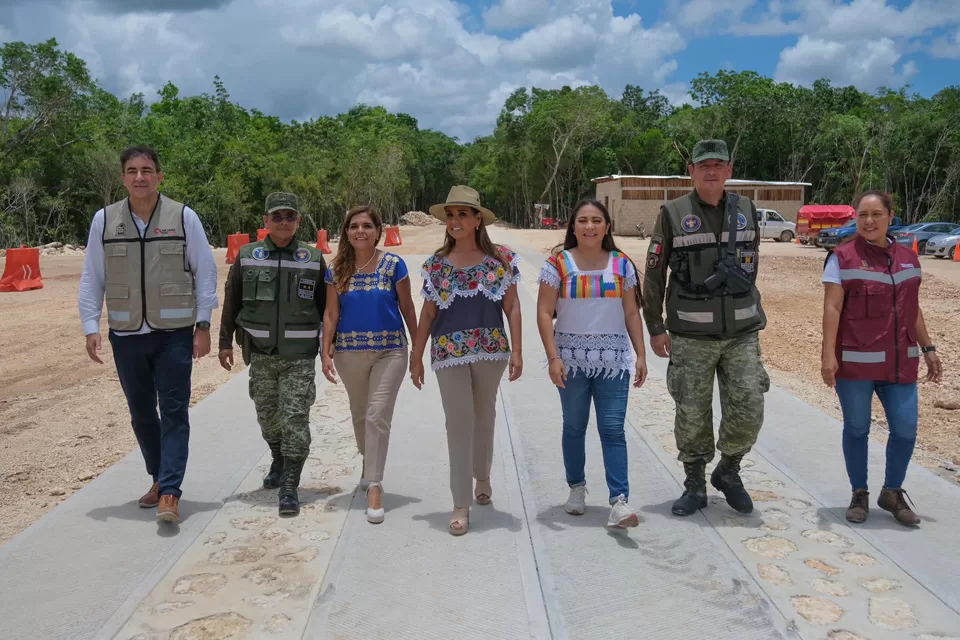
[110,327,193,498]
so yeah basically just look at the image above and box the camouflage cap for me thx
[691,139,730,164]
[265,192,300,215]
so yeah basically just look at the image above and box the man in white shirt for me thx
[78,146,218,524]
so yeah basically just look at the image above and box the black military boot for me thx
[263,442,284,489]
[278,457,306,517]
[672,462,708,516]
[711,453,753,514]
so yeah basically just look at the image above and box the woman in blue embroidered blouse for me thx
[410,186,523,536]
[536,199,648,529]
[322,206,417,524]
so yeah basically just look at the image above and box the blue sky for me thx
[1,0,958,140]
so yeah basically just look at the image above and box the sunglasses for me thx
[269,213,299,223]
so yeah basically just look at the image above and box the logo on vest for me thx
[681,215,701,233]
[298,278,316,300]
[739,250,756,273]
[736,214,747,230]
[115,223,126,236]
[154,228,177,236]
[252,247,269,260]
[294,248,311,263]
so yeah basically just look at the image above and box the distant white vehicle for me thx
[757,209,796,242]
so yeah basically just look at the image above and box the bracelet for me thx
[548,356,562,362]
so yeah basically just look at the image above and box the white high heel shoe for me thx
[365,481,385,524]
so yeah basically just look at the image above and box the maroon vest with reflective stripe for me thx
[834,234,921,383]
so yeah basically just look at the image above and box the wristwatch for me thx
[921,345,936,353]
[195,321,211,330]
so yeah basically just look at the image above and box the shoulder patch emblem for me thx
[646,254,660,269]
[294,248,311,262]
[681,215,701,233]
[736,213,747,230]
[115,223,126,236]
[252,246,268,261]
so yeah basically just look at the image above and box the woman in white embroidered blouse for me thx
[536,198,648,529]
[410,186,523,536]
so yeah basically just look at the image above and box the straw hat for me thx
[429,186,496,225]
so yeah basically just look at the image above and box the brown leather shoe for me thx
[138,482,160,508]
[877,487,920,526]
[845,489,869,523]
[157,495,180,523]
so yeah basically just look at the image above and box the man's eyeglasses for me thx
[270,214,299,223]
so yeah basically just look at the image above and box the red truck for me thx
[796,205,856,246]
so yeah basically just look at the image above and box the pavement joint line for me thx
[498,383,567,640]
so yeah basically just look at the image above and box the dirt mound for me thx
[401,211,440,227]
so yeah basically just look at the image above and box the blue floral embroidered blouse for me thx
[325,252,409,352]
[420,248,521,371]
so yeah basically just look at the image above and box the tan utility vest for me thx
[101,195,197,331]
[663,191,766,338]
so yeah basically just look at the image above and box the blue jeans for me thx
[110,328,193,498]
[557,370,630,503]
[834,378,918,492]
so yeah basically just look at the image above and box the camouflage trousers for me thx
[665,332,770,465]
[248,353,317,460]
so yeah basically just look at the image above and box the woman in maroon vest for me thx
[821,190,942,526]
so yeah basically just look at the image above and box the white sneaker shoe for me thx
[565,485,588,515]
[607,495,639,528]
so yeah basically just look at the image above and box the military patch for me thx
[294,248,311,263]
[646,254,660,269]
[740,250,756,273]
[298,278,316,300]
[115,223,126,236]
[681,215,701,233]
[736,213,747,230]
[252,246,268,261]
[648,240,662,255]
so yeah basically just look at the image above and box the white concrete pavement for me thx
[0,235,958,639]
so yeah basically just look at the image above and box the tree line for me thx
[2,38,959,247]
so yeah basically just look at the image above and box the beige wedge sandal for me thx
[475,479,492,506]
[449,507,469,536]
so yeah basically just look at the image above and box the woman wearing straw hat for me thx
[410,186,523,536]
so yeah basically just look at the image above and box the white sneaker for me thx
[565,485,588,515]
[607,495,639,528]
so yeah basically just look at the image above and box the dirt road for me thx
[2,224,959,546]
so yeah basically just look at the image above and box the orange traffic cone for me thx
[953,239,960,262]
[257,228,269,241]
[912,236,919,254]
[0,246,43,292]
[225,233,250,264]
[316,229,332,254]
[795,235,800,244]
[384,226,402,247]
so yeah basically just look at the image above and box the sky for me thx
[1,0,958,141]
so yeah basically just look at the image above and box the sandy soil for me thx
[2,224,958,546]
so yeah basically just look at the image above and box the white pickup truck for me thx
[757,209,796,242]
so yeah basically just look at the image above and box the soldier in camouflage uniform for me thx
[642,140,771,517]
[218,192,327,516]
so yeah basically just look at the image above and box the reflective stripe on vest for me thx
[671,230,756,248]
[842,351,885,363]
[285,329,320,339]
[839,268,922,285]
[101,196,197,332]
[244,327,270,338]
[239,258,323,272]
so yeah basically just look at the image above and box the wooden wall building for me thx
[592,175,810,236]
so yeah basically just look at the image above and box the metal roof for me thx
[592,175,812,187]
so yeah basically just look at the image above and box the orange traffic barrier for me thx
[0,246,43,292]
[225,233,250,264]
[257,228,269,241]
[316,229,332,254]
[384,225,402,247]
[912,236,919,254]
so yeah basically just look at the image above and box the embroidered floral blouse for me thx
[325,252,409,352]
[537,250,638,379]
[420,249,521,371]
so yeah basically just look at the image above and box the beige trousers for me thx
[334,348,408,482]
[435,358,509,508]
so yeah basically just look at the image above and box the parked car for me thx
[817,216,904,250]
[894,222,960,253]
[757,209,796,242]
[924,233,960,259]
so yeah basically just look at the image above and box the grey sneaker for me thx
[607,495,639,528]
[565,485,588,515]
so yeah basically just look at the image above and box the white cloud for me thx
[500,16,598,69]
[671,0,757,30]
[483,0,549,30]
[930,29,960,59]
[775,35,918,90]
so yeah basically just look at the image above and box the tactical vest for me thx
[664,191,766,338]
[235,237,324,359]
[101,195,197,332]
